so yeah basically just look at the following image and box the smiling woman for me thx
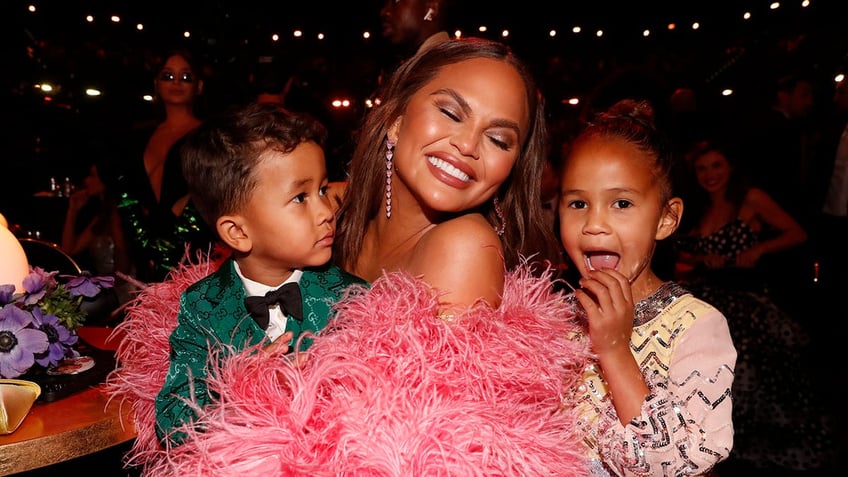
[335,37,557,313]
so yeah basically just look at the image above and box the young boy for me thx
[155,102,367,446]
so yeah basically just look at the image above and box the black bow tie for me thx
[244,282,303,330]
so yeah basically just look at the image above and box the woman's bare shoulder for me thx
[411,214,505,309]
[421,213,502,254]
[412,214,504,280]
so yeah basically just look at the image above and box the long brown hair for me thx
[334,37,556,272]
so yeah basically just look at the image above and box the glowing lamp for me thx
[0,225,29,292]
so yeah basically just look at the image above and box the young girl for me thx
[558,99,737,476]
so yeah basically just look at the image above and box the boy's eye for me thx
[292,193,306,204]
[613,199,633,209]
[319,185,328,196]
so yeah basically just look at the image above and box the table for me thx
[0,385,135,475]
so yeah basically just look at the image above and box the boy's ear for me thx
[216,215,252,253]
[656,197,683,240]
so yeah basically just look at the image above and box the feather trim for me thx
[106,262,592,476]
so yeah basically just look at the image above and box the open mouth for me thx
[584,252,620,271]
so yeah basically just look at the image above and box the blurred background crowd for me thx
[3,1,848,475]
[4,1,844,200]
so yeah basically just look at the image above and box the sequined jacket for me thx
[573,282,737,477]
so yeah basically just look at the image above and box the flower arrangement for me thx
[0,267,114,379]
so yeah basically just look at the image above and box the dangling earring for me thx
[493,197,505,236]
[385,138,395,219]
[423,8,435,21]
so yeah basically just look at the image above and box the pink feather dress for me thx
[105,259,592,476]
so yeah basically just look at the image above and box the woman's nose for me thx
[451,127,480,159]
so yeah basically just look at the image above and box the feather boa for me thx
[105,260,591,476]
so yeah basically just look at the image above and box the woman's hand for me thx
[734,246,763,268]
[67,189,90,214]
[702,253,727,269]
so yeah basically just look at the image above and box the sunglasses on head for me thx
[158,71,195,83]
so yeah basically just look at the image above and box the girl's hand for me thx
[574,269,634,355]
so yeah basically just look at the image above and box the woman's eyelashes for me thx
[486,134,510,150]
[436,107,513,151]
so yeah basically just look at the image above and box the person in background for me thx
[61,162,130,276]
[677,140,808,285]
[380,0,454,59]
[809,76,848,471]
[334,37,558,312]
[812,77,848,326]
[113,47,215,283]
[370,0,455,107]
[675,139,839,476]
[249,54,295,107]
[155,102,367,446]
[60,161,134,308]
[559,99,736,476]
[742,72,817,225]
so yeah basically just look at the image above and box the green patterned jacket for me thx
[154,258,367,445]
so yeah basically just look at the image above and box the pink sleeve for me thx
[597,310,737,477]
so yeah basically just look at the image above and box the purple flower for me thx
[0,284,15,306]
[0,304,49,379]
[21,267,58,306]
[30,307,78,368]
[63,273,115,298]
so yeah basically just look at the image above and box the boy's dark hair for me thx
[180,102,328,227]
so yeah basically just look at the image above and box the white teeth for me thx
[428,156,470,182]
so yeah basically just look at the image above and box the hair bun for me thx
[609,98,653,120]
[599,98,655,129]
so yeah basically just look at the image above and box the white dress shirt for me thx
[234,261,303,343]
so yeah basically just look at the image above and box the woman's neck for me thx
[356,215,435,281]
